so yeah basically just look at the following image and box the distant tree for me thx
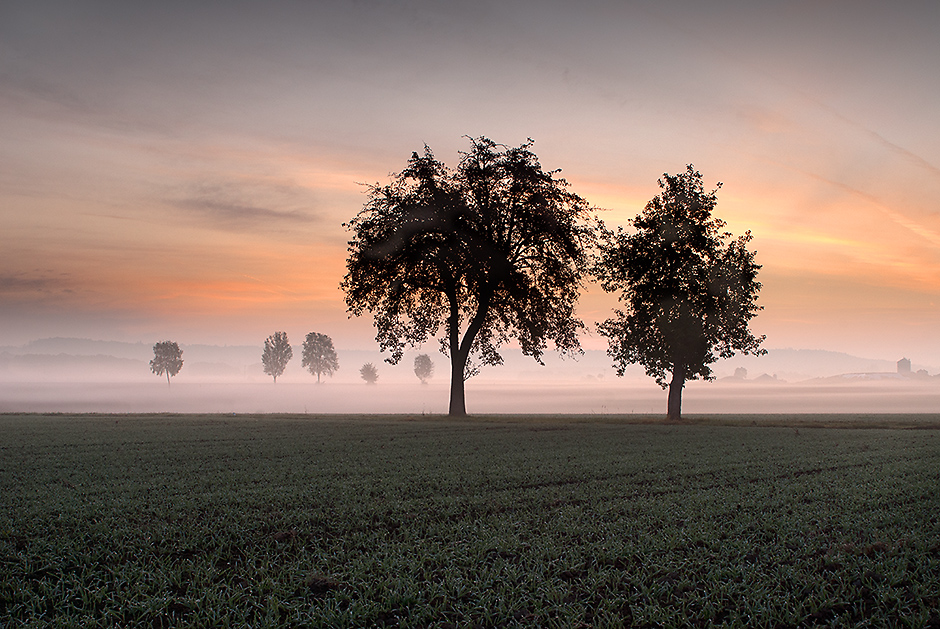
[302,332,339,383]
[262,331,293,383]
[342,137,598,416]
[360,362,378,384]
[595,165,766,421]
[414,353,434,385]
[150,341,183,387]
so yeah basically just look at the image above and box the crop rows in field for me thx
[1,414,939,627]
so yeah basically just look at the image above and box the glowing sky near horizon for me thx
[2,0,939,365]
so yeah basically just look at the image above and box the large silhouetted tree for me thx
[150,341,183,387]
[342,137,597,416]
[596,165,765,421]
[302,332,339,383]
[262,331,292,383]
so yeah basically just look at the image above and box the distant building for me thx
[897,358,911,374]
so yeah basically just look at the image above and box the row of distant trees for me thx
[342,137,766,420]
[149,336,435,386]
[260,331,341,384]
[259,331,434,384]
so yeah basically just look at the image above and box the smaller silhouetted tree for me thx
[150,341,183,387]
[360,362,378,384]
[262,331,293,383]
[302,332,339,383]
[414,354,434,385]
[595,165,765,421]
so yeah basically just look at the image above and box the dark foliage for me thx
[342,137,598,415]
[596,165,765,420]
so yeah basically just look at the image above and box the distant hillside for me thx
[15,337,153,360]
[1,338,933,383]
[0,352,150,381]
[714,348,934,382]
[7,338,262,365]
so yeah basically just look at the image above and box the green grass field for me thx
[2,414,938,627]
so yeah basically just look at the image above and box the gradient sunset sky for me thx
[2,1,939,364]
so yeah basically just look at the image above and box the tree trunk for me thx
[166,371,171,388]
[446,287,491,417]
[447,288,467,416]
[667,364,686,421]
[448,349,468,416]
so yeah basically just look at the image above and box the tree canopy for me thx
[360,362,378,384]
[596,165,765,421]
[414,353,434,384]
[342,137,598,415]
[150,341,183,387]
[262,331,292,383]
[302,332,339,383]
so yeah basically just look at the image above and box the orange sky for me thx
[2,1,939,366]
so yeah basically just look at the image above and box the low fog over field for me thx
[1,338,937,414]
[4,380,940,416]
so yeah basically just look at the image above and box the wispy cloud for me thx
[815,103,940,182]
[0,274,78,310]
[168,179,320,233]
[173,198,314,229]
[0,275,64,294]
[803,172,940,249]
